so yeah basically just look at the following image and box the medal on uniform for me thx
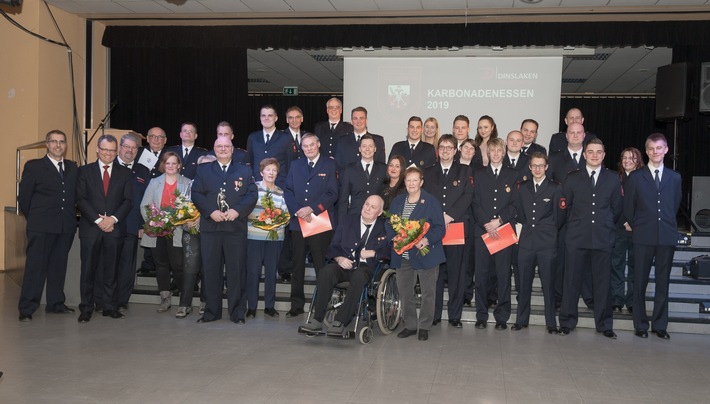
[505,186,511,193]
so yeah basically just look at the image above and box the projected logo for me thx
[388,85,410,109]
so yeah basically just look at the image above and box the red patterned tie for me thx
[103,165,110,195]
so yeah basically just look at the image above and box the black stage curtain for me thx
[103,21,710,49]
[109,47,248,150]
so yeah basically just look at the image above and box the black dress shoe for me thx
[635,329,649,338]
[47,305,75,314]
[117,304,128,312]
[102,310,125,319]
[612,305,623,313]
[475,321,487,329]
[196,317,216,323]
[547,327,559,335]
[246,309,256,318]
[450,320,463,328]
[653,330,670,340]
[77,313,91,323]
[494,322,507,330]
[19,314,32,322]
[280,273,291,283]
[264,308,279,317]
[285,308,305,317]
[511,324,527,331]
[233,318,245,324]
[602,330,617,339]
[463,298,472,307]
[432,319,441,326]
[487,299,497,308]
[397,328,417,338]
[418,329,429,341]
[559,327,571,336]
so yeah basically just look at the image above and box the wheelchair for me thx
[298,260,401,344]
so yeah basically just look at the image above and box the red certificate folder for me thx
[298,210,332,237]
[481,222,518,254]
[442,222,465,245]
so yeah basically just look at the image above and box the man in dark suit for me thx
[166,122,208,180]
[559,138,622,339]
[214,121,249,165]
[285,106,306,161]
[191,136,258,324]
[504,130,531,183]
[624,133,682,340]
[284,133,338,317]
[548,108,598,154]
[136,127,167,179]
[313,97,353,159]
[548,122,593,309]
[423,134,473,328]
[246,105,292,188]
[389,116,437,169]
[113,133,150,311]
[301,195,390,335]
[472,138,519,330]
[17,129,78,321]
[334,106,386,170]
[520,119,547,156]
[76,134,133,322]
[338,134,387,222]
[512,152,565,334]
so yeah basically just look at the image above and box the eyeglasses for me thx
[148,134,167,140]
[121,145,138,151]
[214,145,233,150]
[98,146,117,153]
[47,140,67,145]
[438,145,455,151]
[529,164,547,169]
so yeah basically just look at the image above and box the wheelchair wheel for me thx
[358,326,373,344]
[376,268,401,334]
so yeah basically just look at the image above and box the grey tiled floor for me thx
[2,273,710,403]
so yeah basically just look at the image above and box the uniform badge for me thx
[505,186,511,193]
[522,175,528,181]
[559,198,567,209]
[453,180,459,187]
[469,176,474,186]
[234,177,243,192]
[543,198,551,202]
[420,160,425,166]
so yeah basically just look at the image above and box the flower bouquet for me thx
[172,189,201,235]
[251,190,290,240]
[383,211,430,256]
[143,203,175,238]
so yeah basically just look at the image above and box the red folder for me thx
[298,210,332,237]
[481,222,518,254]
[442,222,465,245]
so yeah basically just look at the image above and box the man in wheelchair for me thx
[301,195,390,336]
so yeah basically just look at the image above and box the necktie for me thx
[522,146,528,154]
[356,134,361,143]
[102,165,110,196]
[123,162,130,168]
[309,161,315,172]
[58,161,64,179]
[494,168,498,178]
[365,163,370,179]
[184,147,189,160]
[535,183,539,193]
[655,169,660,189]
[265,133,270,145]
[330,123,335,133]
[410,144,415,152]
[153,151,159,157]
[572,152,578,167]
[511,158,516,168]
[222,164,227,173]
[443,168,449,177]
[353,223,373,268]
[590,170,596,186]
